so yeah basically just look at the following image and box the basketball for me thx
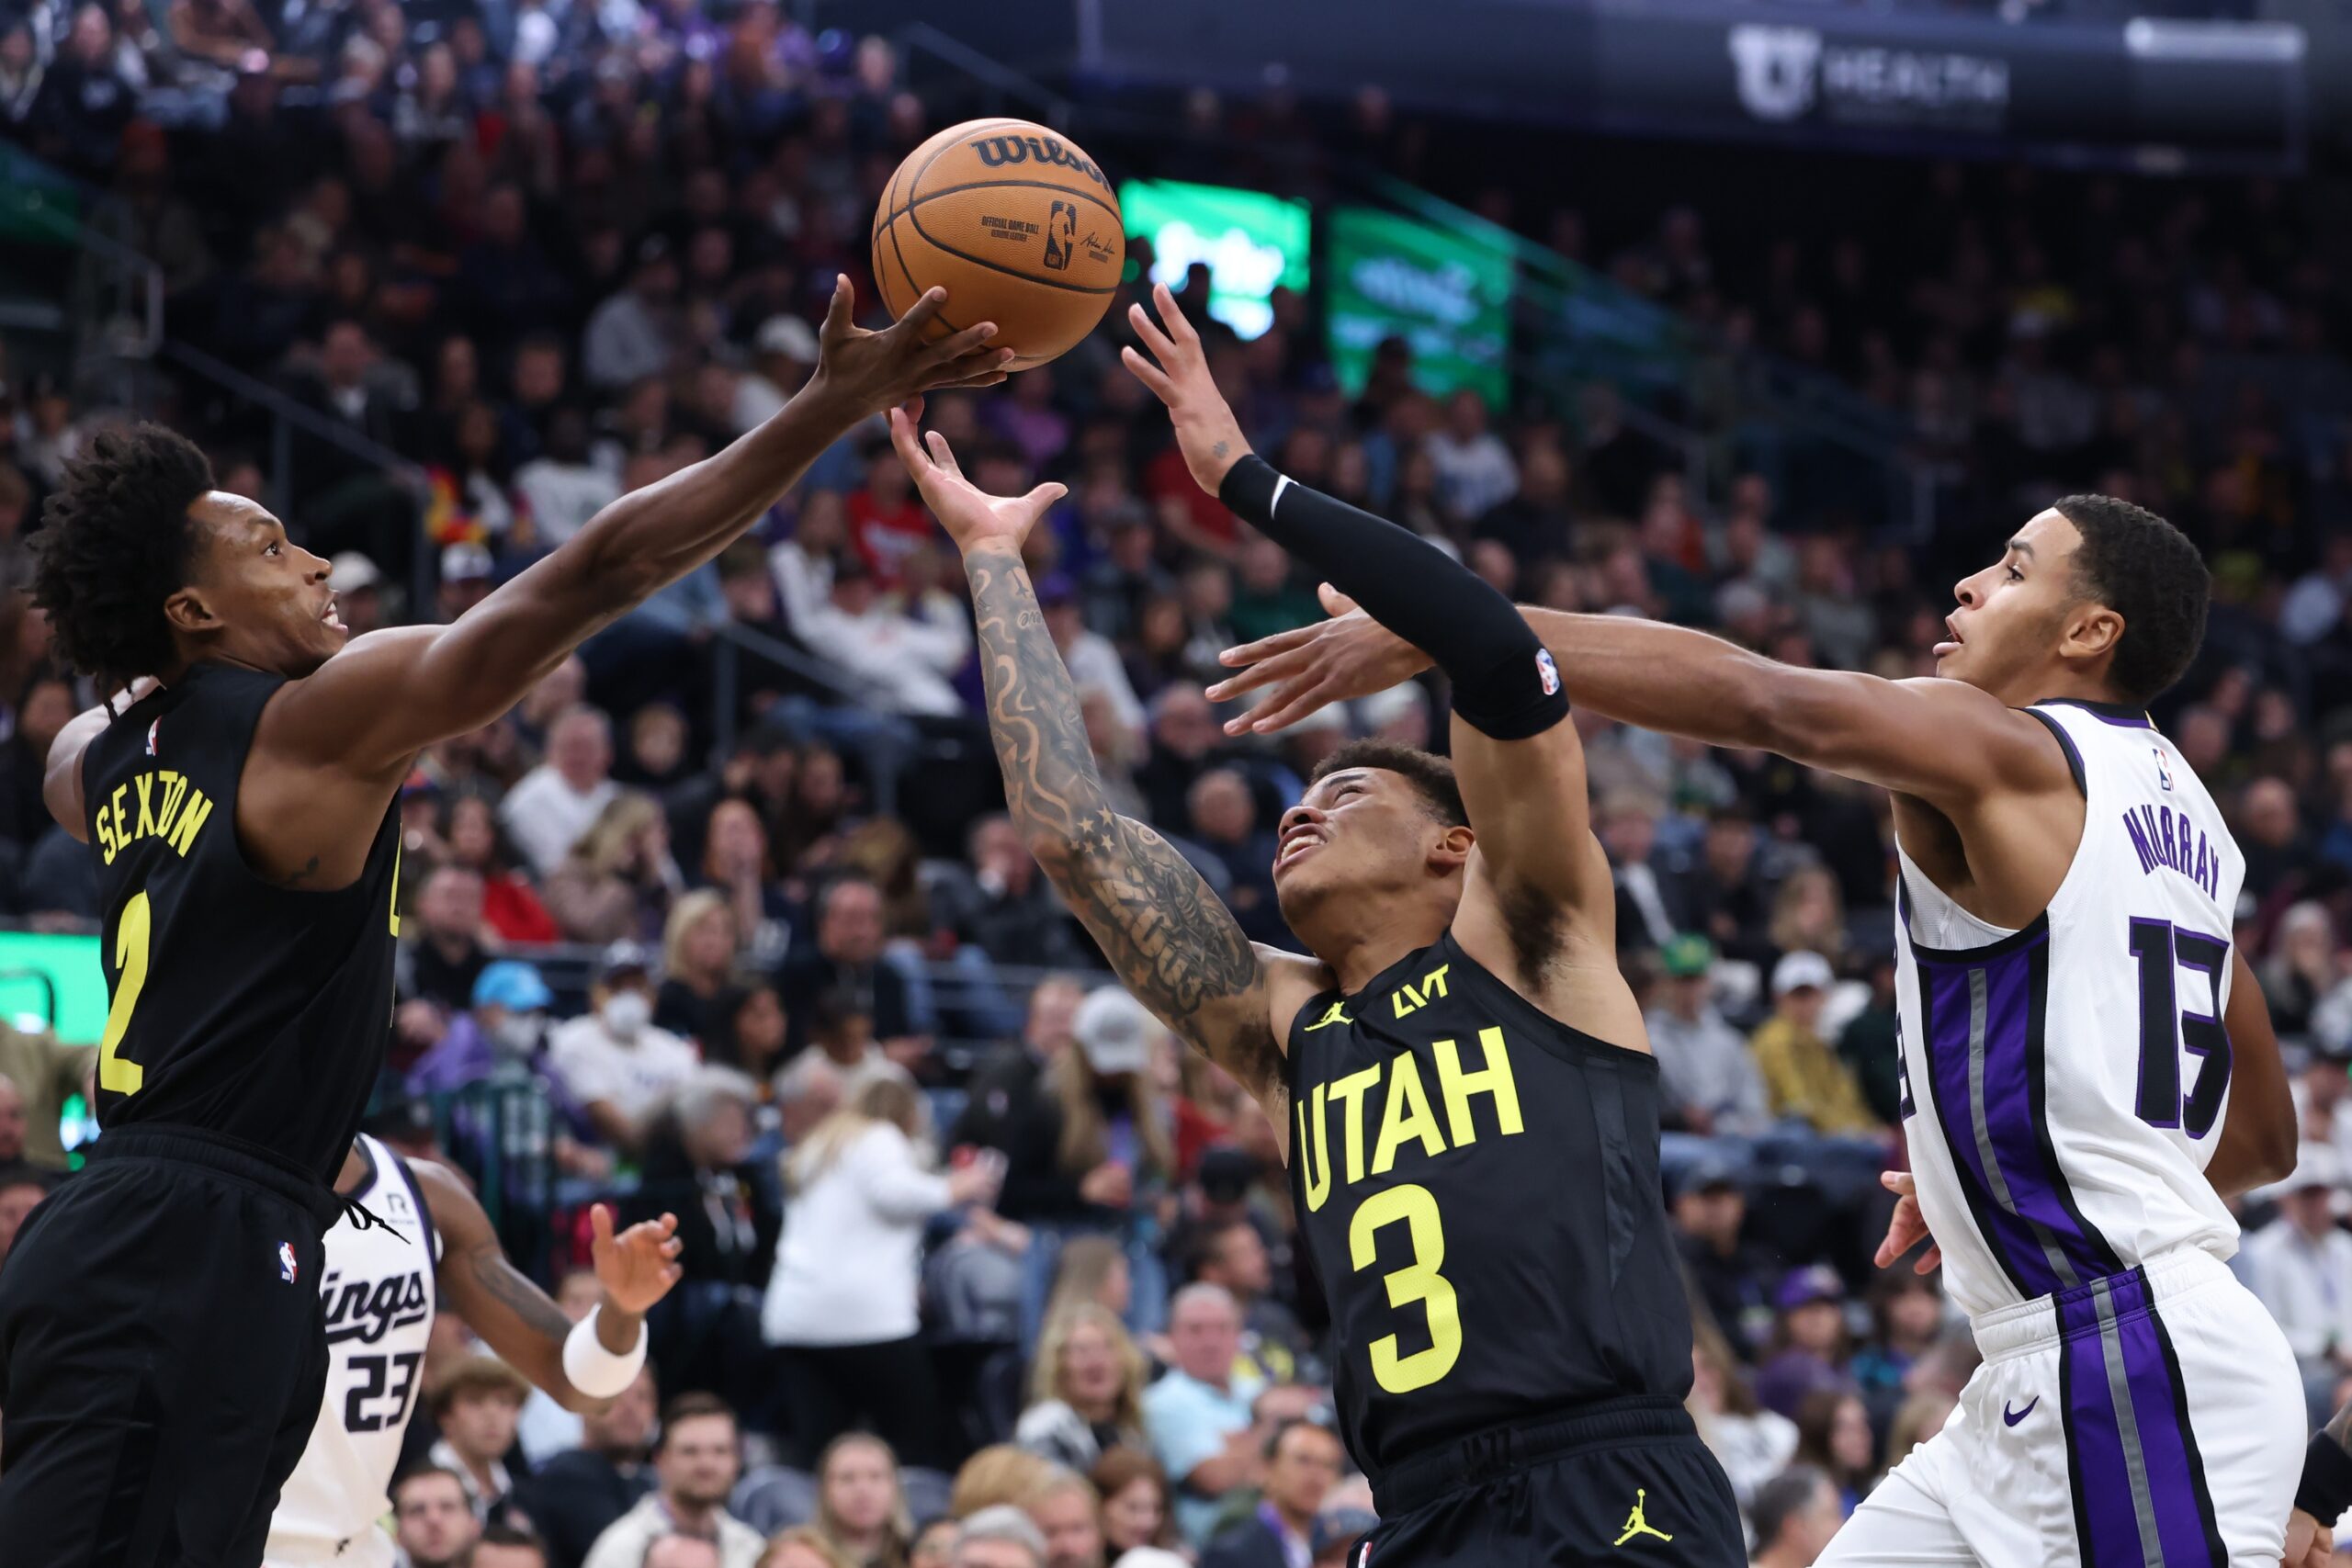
[871,118,1124,372]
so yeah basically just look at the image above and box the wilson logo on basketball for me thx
[971,134,1109,189]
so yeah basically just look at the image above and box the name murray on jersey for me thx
[90,769,218,864]
[2121,799,2222,901]
[1294,964,1528,1212]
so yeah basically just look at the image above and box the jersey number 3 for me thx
[2128,918,2232,1138]
[1350,1184,1463,1394]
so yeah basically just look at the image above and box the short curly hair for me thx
[1311,738,1468,828]
[2053,493,2209,705]
[29,423,214,689]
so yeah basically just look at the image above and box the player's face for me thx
[1272,769,1463,928]
[177,494,346,677]
[1936,510,2089,704]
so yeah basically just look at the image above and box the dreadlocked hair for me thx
[30,423,214,689]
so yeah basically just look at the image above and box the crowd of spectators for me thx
[3,0,2352,1562]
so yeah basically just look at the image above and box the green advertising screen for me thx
[0,931,106,1043]
[1325,207,1516,405]
[1119,179,1309,341]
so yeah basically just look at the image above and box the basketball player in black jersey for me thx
[886,285,1741,1565]
[0,279,1010,1567]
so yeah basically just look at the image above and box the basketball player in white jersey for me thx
[1212,495,2306,1567]
[265,1134,682,1568]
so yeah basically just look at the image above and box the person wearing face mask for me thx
[551,941,701,1156]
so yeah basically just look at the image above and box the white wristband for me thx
[561,1304,649,1400]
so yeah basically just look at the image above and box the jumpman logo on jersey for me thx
[1302,1001,1353,1031]
[1612,1489,1673,1547]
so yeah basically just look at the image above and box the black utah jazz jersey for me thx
[84,662,401,1180]
[1286,932,1692,1480]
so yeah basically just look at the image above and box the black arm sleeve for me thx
[1218,456,1568,740]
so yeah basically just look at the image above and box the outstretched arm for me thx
[887,411,1291,1109]
[415,1159,682,1413]
[1212,595,2068,808]
[265,282,1012,776]
[1124,287,1609,957]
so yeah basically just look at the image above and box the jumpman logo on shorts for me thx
[1613,1488,1674,1547]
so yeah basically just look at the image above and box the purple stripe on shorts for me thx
[2056,1270,2223,1567]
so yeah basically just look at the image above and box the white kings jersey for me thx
[1893,699,2245,1321]
[265,1134,440,1566]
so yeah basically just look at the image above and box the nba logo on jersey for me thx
[277,1241,298,1283]
[1536,649,1560,696]
[144,718,159,757]
[2153,745,2176,791]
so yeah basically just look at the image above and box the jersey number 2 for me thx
[96,890,152,1095]
[1349,1184,1463,1394]
[2128,918,2231,1138]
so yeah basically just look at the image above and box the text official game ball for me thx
[872,118,1123,372]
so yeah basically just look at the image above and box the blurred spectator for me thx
[0,673,75,845]
[0,1165,53,1268]
[763,1529,859,1568]
[631,1066,777,1402]
[442,791,562,943]
[1754,1266,1855,1420]
[545,793,684,944]
[0,1074,25,1164]
[403,865,492,1013]
[1016,1302,1149,1472]
[704,981,790,1082]
[1041,573,1145,746]
[649,1540,727,1568]
[845,440,933,591]
[1143,1284,1263,1545]
[1136,686,1227,831]
[428,1355,532,1519]
[393,1466,482,1568]
[791,553,972,718]
[1687,1322,1797,1514]
[950,1506,1047,1568]
[1835,959,1905,1129]
[1185,770,1283,946]
[1881,1388,1955,1473]
[477,1523,555,1568]
[1199,1417,1344,1568]
[513,1365,659,1568]
[1752,953,1880,1138]
[1848,1272,1944,1418]
[0,1021,95,1168]
[517,409,622,548]
[1187,1218,1307,1384]
[1601,793,1689,955]
[763,1070,1000,1466]
[516,1271,600,1466]
[996,988,1174,1226]
[954,974,1084,1154]
[1019,1464,1104,1568]
[1090,1450,1177,1559]
[2240,1145,2352,1393]
[949,1446,1057,1519]
[933,819,1087,973]
[503,705,622,875]
[2263,901,2352,1043]
[584,244,683,389]
[659,890,742,1043]
[1646,935,1766,1135]
[1791,1390,1877,1516]
[1748,1465,1843,1568]
[810,1432,914,1568]
[1673,1160,1779,1361]
[548,941,699,1152]
[581,1393,761,1568]
[778,876,929,1064]
[1425,389,1516,524]
[1040,1236,1135,1336]
[407,959,556,1099]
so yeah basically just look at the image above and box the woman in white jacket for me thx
[763,1067,1000,1468]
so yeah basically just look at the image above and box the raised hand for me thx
[887,405,1067,557]
[1874,1169,1942,1274]
[589,1202,684,1314]
[1121,282,1252,495]
[1206,584,1433,734]
[2284,1507,2332,1568]
[808,276,1016,419]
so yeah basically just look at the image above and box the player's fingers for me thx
[819,273,854,344]
[927,319,999,363]
[662,1235,684,1258]
[1020,482,1069,518]
[1317,582,1362,617]
[1216,624,1317,670]
[923,429,968,481]
[589,1202,615,1245]
[1880,1169,1916,1195]
[930,366,1012,391]
[1248,682,1334,735]
[659,1211,679,1233]
[1120,344,1177,404]
[1916,1243,1943,1275]
[1154,281,1202,349]
[896,286,948,335]
[888,406,933,472]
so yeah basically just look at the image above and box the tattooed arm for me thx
[888,410,1303,1109]
[413,1159,682,1412]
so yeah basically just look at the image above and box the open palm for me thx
[888,404,1066,557]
